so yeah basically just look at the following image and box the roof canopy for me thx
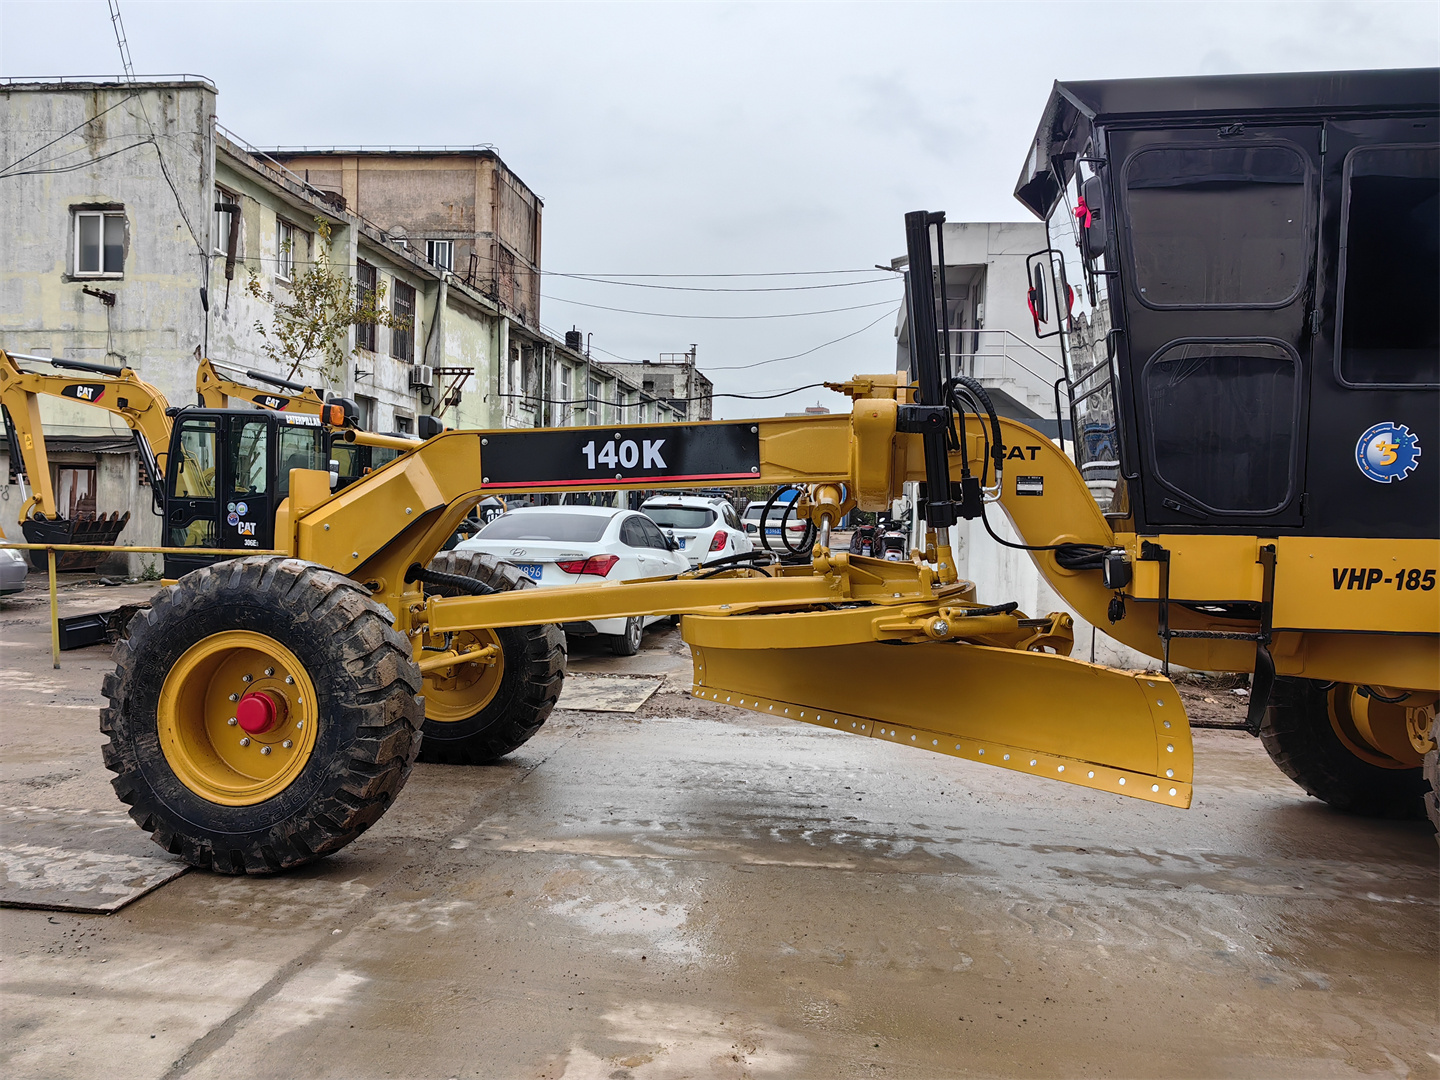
[1013,67,1440,219]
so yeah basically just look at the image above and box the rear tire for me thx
[610,615,644,657]
[417,551,565,765]
[1423,713,1439,842]
[101,557,423,874]
[1259,677,1427,819]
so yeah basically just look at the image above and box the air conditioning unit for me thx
[408,364,435,389]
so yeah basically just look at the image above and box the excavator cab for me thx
[162,409,329,578]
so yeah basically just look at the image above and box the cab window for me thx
[171,419,217,498]
[229,420,269,495]
[1337,144,1440,386]
[1124,144,1309,308]
[277,426,326,496]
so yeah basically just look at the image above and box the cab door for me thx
[164,416,222,579]
[1108,124,1321,531]
[222,415,272,552]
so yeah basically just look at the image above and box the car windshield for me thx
[745,504,790,520]
[476,512,611,543]
[643,506,716,529]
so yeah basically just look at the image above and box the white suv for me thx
[641,495,751,567]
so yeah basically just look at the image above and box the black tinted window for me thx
[635,517,671,550]
[1125,145,1308,307]
[1144,340,1298,514]
[478,512,610,543]
[1337,145,1440,386]
[643,505,715,528]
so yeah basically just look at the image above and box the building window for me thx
[354,394,376,431]
[391,280,416,362]
[276,217,297,281]
[213,189,240,257]
[587,377,601,426]
[426,240,454,271]
[55,466,97,518]
[355,261,377,352]
[74,210,125,276]
[394,414,414,435]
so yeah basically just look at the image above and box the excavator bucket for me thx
[21,511,131,571]
[688,631,1193,808]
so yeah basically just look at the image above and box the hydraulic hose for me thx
[405,564,498,596]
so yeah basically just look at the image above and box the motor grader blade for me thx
[688,633,1193,808]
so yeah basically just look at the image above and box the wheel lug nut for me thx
[229,693,239,702]
[282,740,293,749]
[285,676,294,685]
[241,674,252,683]
[239,737,251,747]
[227,717,238,726]
[264,667,275,677]
[260,745,272,756]
[296,720,304,729]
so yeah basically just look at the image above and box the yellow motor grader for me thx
[1,69,1433,874]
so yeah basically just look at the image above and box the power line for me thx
[542,295,899,321]
[545,272,898,293]
[539,269,885,278]
[705,310,895,371]
[498,381,829,409]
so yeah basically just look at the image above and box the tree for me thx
[245,218,410,382]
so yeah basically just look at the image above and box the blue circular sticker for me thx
[226,512,240,526]
[1355,422,1421,484]
[235,502,248,516]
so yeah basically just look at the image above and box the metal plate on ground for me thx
[557,674,662,713]
[0,805,188,914]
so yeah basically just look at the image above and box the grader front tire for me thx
[1259,677,1428,820]
[101,557,423,874]
[417,551,566,765]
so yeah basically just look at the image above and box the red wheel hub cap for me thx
[236,690,286,734]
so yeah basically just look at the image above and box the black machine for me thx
[1013,68,1438,542]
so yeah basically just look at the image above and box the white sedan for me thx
[0,543,26,596]
[640,495,752,568]
[456,504,688,655]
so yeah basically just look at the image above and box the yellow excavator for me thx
[1,69,1432,875]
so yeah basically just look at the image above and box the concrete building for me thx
[891,221,1146,668]
[0,77,517,563]
[598,345,714,421]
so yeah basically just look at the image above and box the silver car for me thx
[0,544,27,596]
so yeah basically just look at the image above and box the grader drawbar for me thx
[81,215,1192,874]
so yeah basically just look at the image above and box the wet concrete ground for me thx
[2,577,1437,1079]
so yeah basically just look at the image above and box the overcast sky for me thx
[2,1,1436,417]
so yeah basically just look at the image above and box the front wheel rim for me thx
[157,631,320,806]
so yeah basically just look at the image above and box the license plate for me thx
[677,537,687,549]
[516,562,543,581]
[765,527,781,536]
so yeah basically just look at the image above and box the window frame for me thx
[391,279,416,362]
[213,188,241,257]
[275,217,297,282]
[73,209,126,277]
[426,239,454,271]
[355,261,377,353]
[1119,140,1315,312]
[1332,141,1440,391]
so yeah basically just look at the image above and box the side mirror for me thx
[1025,249,1075,340]
[1080,175,1108,261]
[418,414,445,440]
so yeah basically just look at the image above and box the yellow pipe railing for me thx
[1,543,285,668]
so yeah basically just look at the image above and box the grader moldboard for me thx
[15,68,1435,874]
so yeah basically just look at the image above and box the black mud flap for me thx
[1246,644,1277,736]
